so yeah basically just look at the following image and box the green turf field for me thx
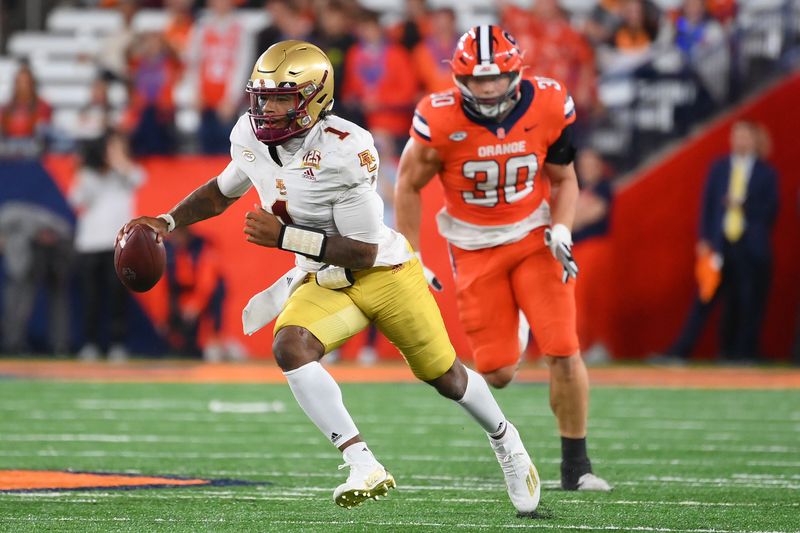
[0,380,797,532]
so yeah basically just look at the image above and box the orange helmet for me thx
[451,25,524,119]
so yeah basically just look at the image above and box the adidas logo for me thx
[302,168,317,181]
[526,466,538,496]
[330,432,341,443]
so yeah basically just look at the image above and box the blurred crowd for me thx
[0,0,768,169]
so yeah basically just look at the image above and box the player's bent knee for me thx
[273,326,324,371]
[426,359,467,400]
[482,366,515,389]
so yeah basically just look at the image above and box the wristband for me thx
[315,266,355,289]
[157,213,176,233]
[278,224,327,261]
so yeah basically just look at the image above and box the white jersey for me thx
[219,114,412,272]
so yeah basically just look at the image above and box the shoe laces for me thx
[500,451,531,479]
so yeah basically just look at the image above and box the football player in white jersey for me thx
[118,41,542,514]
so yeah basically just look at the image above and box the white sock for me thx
[456,366,508,437]
[283,361,359,448]
[342,442,378,465]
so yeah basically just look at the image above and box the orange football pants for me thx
[450,227,579,373]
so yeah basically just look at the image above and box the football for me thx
[114,223,166,292]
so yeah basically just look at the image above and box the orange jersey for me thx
[410,77,575,248]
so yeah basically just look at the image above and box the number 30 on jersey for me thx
[461,154,539,207]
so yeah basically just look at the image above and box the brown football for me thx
[114,223,166,292]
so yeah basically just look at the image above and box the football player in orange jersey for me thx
[396,25,611,491]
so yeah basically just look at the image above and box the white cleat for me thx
[333,459,396,509]
[489,422,541,513]
[576,473,612,491]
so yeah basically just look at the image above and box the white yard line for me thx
[0,434,319,446]
[3,412,798,433]
[5,490,800,511]
[258,517,800,532]
[3,477,800,497]
[0,509,796,532]
[0,448,799,471]
[5,515,781,533]
[5,491,797,511]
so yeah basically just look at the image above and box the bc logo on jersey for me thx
[275,179,287,197]
[358,150,378,173]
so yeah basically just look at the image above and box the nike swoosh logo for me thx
[524,124,538,132]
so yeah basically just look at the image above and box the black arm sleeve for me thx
[545,124,577,165]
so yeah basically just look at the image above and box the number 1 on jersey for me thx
[271,200,294,225]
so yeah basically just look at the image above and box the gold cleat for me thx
[333,470,396,508]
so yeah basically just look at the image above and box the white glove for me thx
[544,224,578,283]
[415,252,443,291]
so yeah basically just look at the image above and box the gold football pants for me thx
[275,258,456,381]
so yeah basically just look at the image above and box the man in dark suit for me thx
[656,121,779,363]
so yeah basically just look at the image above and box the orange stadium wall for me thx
[44,156,471,360]
[44,73,800,360]
[591,73,800,360]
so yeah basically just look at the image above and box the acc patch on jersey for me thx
[449,131,468,142]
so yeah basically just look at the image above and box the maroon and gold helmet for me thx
[246,40,334,145]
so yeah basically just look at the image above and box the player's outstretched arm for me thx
[169,177,240,228]
[116,177,238,245]
[395,138,445,290]
[244,206,378,270]
[544,162,580,282]
[395,138,441,252]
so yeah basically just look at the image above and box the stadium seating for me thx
[2,7,268,141]
[1,0,798,169]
